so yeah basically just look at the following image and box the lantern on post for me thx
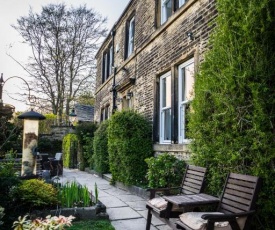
[69,108,77,127]
[18,109,45,177]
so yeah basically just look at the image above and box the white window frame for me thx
[161,0,172,25]
[108,46,113,76]
[178,58,195,144]
[127,16,135,57]
[159,71,172,144]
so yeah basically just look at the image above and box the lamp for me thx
[69,108,77,126]
[126,92,133,100]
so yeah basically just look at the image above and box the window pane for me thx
[179,103,190,139]
[127,17,135,57]
[180,62,194,102]
[185,62,194,101]
[179,0,186,7]
[178,59,194,143]
[165,0,172,19]
[163,108,171,140]
[109,46,113,75]
[160,72,172,143]
[161,75,171,108]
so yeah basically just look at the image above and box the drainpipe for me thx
[111,29,117,114]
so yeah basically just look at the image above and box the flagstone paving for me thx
[60,168,174,230]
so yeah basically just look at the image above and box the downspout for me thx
[111,29,117,114]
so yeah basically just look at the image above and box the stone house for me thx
[95,0,217,159]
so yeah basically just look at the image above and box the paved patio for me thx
[59,168,174,230]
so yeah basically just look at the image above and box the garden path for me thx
[60,168,174,230]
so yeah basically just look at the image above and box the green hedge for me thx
[75,123,98,170]
[93,120,109,174]
[62,133,78,168]
[108,110,153,185]
[188,0,275,228]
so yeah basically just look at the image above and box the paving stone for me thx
[111,218,158,230]
[118,194,145,202]
[104,187,132,196]
[99,196,127,208]
[138,210,168,226]
[125,200,147,211]
[107,207,141,220]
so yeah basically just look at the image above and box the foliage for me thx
[94,183,98,204]
[76,92,95,106]
[39,114,57,134]
[75,123,98,170]
[12,3,107,117]
[38,138,62,155]
[0,116,22,156]
[188,0,275,228]
[0,151,21,208]
[12,214,75,230]
[0,151,22,228]
[93,120,109,174]
[12,179,58,209]
[0,206,4,226]
[62,134,78,168]
[67,219,114,230]
[108,110,153,185]
[58,181,91,208]
[145,153,186,188]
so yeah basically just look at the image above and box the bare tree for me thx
[12,4,107,121]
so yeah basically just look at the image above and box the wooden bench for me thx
[146,165,207,230]
[175,172,262,230]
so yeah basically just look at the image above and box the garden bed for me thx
[30,204,108,221]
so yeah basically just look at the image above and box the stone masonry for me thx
[95,0,217,159]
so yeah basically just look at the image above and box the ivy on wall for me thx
[188,0,275,228]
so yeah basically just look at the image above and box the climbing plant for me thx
[188,0,275,229]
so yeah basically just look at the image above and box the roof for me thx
[74,104,94,122]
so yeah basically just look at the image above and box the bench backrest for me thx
[218,172,261,214]
[180,165,207,195]
[55,152,62,161]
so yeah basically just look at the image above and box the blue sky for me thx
[0,0,129,111]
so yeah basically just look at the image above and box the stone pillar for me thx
[18,109,45,176]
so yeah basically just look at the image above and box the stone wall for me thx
[95,0,217,159]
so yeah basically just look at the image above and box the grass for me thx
[68,219,115,230]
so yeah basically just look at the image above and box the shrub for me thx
[188,0,275,228]
[12,179,58,209]
[75,123,98,170]
[145,153,186,188]
[108,110,153,185]
[38,138,62,155]
[63,134,78,168]
[93,120,109,174]
[0,151,21,208]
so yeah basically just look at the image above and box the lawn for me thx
[68,219,115,230]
